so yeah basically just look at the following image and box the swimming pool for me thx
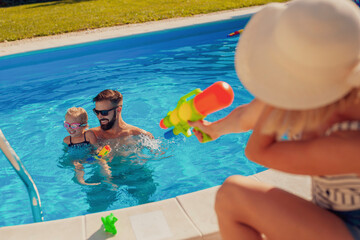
[0,15,266,228]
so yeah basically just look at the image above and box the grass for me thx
[0,0,288,42]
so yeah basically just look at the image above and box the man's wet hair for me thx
[93,89,123,106]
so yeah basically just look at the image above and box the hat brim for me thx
[235,3,352,110]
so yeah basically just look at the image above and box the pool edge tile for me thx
[176,171,310,240]
[0,215,86,240]
[176,186,220,240]
[84,198,202,240]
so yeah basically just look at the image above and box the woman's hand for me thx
[188,120,220,143]
[188,99,266,143]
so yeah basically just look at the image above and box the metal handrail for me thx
[0,129,43,223]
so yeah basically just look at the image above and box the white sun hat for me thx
[235,0,360,110]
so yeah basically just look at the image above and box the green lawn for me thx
[0,0,287,42]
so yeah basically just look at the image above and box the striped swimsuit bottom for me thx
[311,121,360,239]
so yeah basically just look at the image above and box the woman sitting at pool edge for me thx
[189,0,360,239]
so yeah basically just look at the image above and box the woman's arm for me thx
[189,99,265,142]
[245,106,360,175]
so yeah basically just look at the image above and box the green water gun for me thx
[160,81,234,142]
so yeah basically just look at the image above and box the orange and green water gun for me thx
[159,81,234,142]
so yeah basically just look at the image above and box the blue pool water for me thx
[0,15,266,227]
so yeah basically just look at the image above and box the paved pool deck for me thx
[0,4,312,240]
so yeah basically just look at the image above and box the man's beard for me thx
[100,115,116,131]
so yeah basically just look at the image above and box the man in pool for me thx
[90,89,153,140]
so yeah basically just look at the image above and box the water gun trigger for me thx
[193,127,212,143]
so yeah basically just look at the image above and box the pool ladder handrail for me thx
[0,129,44,223]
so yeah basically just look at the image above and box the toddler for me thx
[63,107,97,147]
[63,107,100,186]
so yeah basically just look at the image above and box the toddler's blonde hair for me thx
[65,107,88,125]
[261,88,360,139]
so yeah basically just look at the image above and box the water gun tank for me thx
[193,81,234,116]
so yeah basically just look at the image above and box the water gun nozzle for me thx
[159,119,168,129]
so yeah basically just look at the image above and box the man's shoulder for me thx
[89,125,153,139]
[128,125,154,138]
[89,126,101,132]
[89,126,102,137]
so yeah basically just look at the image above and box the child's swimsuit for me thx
[68,132,91,148]
[312,121,360,239]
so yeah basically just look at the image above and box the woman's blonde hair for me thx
[65,107,88,125]
[261,88,360,139]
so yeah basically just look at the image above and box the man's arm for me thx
[131,126,154,139]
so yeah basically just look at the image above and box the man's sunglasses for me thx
[93,106,121,116]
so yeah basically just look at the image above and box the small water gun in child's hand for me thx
[86,145,111,162]
[159,81,234,143]
[97,145,111,158]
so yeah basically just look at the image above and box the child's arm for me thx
[98,158,113,178]
[189,99,265,142]
[73,161,100,186]
[246,106,360,176]
[98,158,118,189]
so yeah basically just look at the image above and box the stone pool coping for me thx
[0,170,311,240]
[0,4,310,240]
